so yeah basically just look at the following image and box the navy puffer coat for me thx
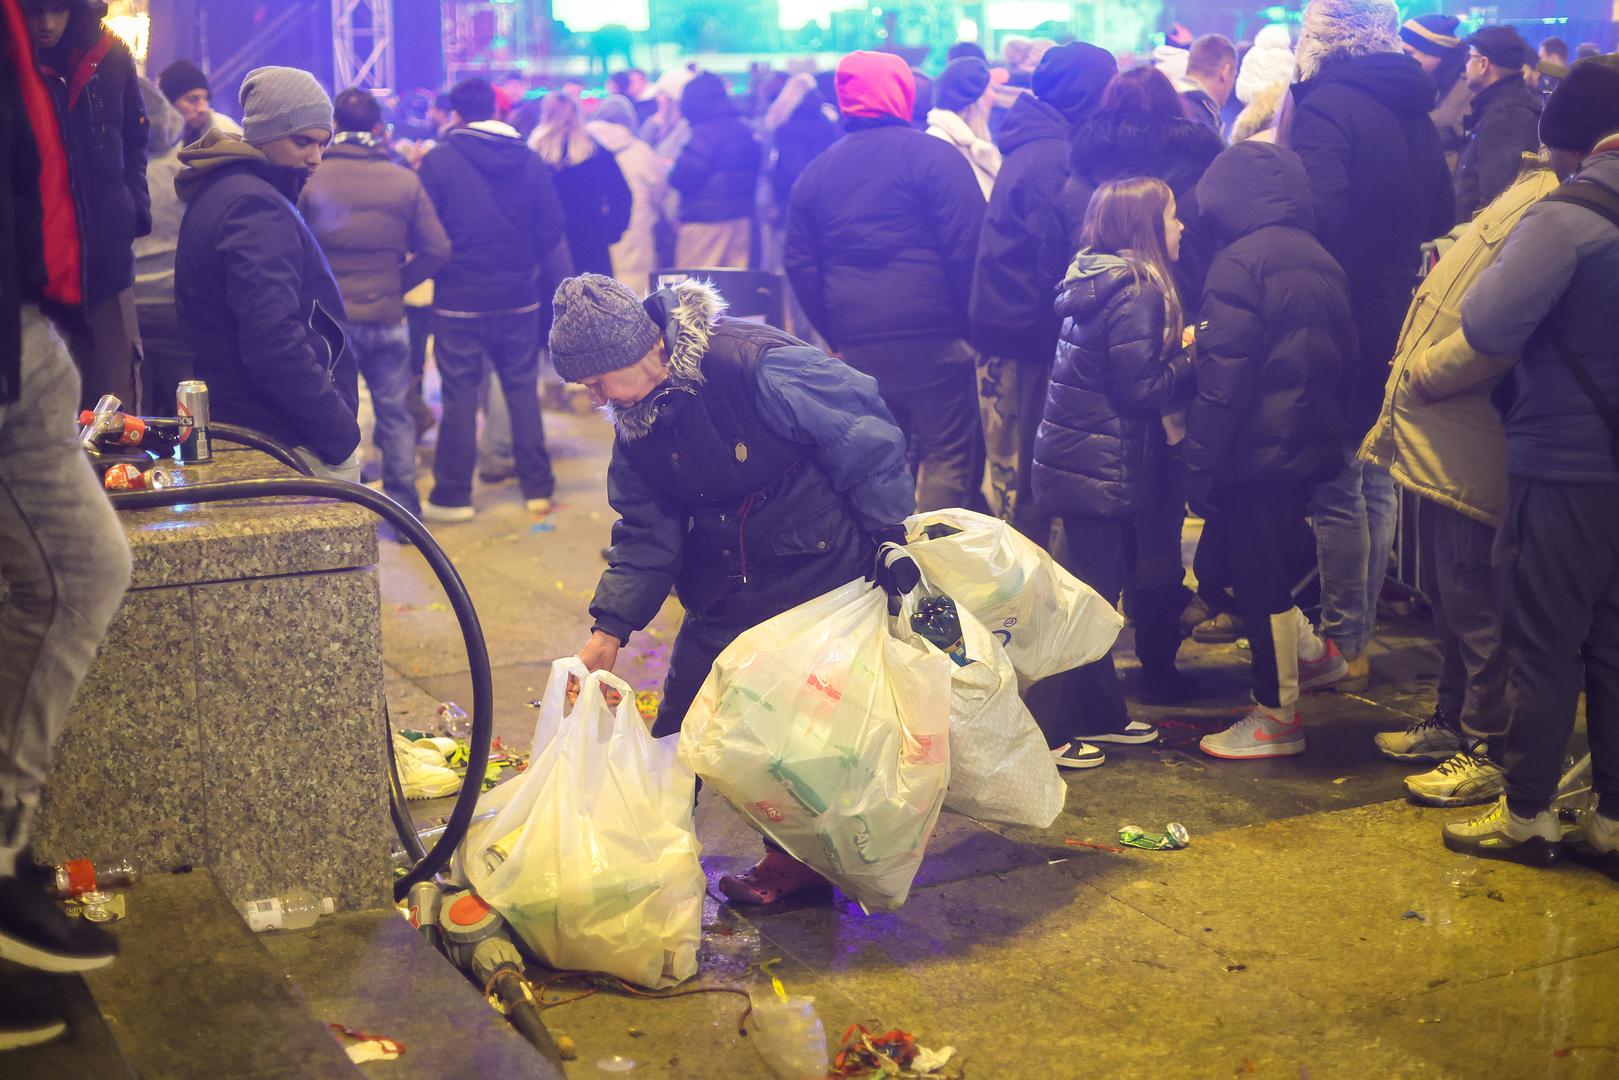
[1032,252,1195,520]
[1184,142,1355,500]
[669,73,761,223]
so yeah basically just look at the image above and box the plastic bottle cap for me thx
[320,897,336,915]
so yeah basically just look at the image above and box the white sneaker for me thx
[1051,741,1106,769]
[422,501,475,524]
[1199,706,1305,760]
[1568,811,1619,879]
[525,497,553,515]
[1404,751,1503,807]
[1084,720,1160,745]
[1442,796,1561,866]
[393,734,462,799]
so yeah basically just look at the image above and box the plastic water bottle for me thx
[239,887,336,932]
[748,995,828,1080]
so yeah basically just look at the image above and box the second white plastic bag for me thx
[679,579,953,912]
[905,508,1122,683]
[465,658,705,989]
[940,593,1067,828]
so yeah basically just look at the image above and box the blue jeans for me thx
[346,320,419,517]
[430,311,554,507]
[0,306,132,875]
[1309,446,1397,659]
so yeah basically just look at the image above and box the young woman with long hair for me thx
[1026,177,1196,766]
[527,92,632,278]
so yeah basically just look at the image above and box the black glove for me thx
[867,526,920,616]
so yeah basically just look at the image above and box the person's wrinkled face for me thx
[1403,44,1442,76]
[25,2,71,50]
[582,347,669,410]
[257,127,332,176]
[174,88,211,129]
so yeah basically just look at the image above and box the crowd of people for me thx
[3,0,1619,1031]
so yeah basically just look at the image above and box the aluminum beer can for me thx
[103,463,174,491]
[176,380,212,462]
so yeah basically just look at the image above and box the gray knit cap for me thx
[239,66,333,147]
[549,274,664,382]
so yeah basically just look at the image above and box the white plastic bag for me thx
[905,508,1123,683]
[679,579,953,912]
[938,593,1067,828]
[465,658,704,988]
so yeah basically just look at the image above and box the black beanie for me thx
[1031,41,1118,123]
[932,57,991,113]
[1465,26,1529,71]
[159,59,209,104]
[1539,54,1619,154]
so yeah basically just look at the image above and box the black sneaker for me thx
[0,977,67,1051]
[1050,741,1107,769]
[0,872,118,974]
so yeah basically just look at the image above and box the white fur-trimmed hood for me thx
[1295,0,1400,82]
[609,278,728,439]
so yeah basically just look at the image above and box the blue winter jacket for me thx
[1461,151,1619,483]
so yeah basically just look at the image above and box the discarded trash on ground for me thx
[1402,910,1426,922]
[1065,838,1126,854]
[555,1035,578,1060]
[65,890,127,923]
[595,1054,637,1072]
[1117,823,1190,851]
[829,1023,957,1078]
[328,1023,405,1063]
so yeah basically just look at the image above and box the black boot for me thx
[1132,585,1202,704]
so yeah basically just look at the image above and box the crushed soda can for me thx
[1117,823,1190,851]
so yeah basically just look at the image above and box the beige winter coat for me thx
[1358,157,1559,526]
[586,119,668,293]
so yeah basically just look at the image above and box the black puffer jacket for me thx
[669,73,760,223]
[1283,52,1453,433]
[1037,110,1223,315]
[1184,143,1354,500]
[785,117,984,350]
[36,0,148,304]
[1032,252,1195,520]
[968,94,1071,361]
[1453,74,1541,225]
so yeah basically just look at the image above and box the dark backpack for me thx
[1539,179,1619,464]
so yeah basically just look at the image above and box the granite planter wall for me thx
[34,449,393,911]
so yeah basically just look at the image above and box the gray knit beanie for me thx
[239,66,333,147]
[549,274,664,382]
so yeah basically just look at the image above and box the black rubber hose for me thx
[210,422,315,476]
[109,476,492,902]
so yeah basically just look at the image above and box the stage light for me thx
[553,0,650,33]
[986,1,1071,31]
[105,0,149,66]
[779,0,867,32]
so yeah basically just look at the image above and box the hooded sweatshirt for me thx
[416,120,565,314]
[1185,142,1354,495]
[173,130,360,464]
[1283,50,1454,430]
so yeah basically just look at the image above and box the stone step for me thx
[260,902,567,1079]
[21,869,363,1079]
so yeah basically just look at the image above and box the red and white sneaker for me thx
[1298,640,1350,692]
[1199,705,1306,759]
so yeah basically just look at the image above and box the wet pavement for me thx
[378,404,1617,1078]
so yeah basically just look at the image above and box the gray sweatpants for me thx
[0,306,132,877]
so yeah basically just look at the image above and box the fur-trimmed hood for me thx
[609,278,727,440]
[1295,0,1400,82]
